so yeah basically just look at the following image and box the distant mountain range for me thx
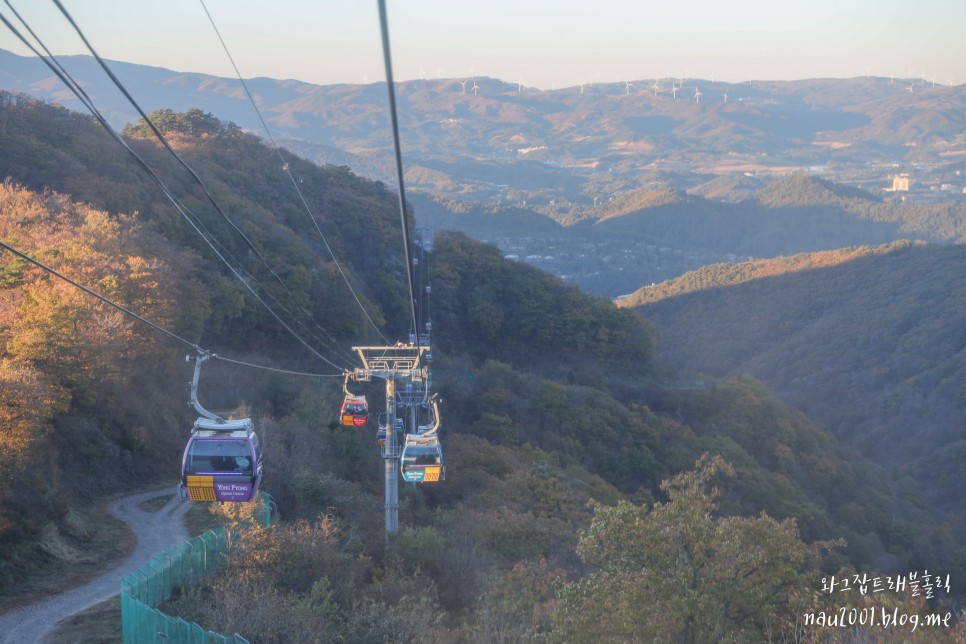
[3,49,966,301]
[3,48,965,211]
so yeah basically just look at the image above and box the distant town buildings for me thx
[889,174,910,191]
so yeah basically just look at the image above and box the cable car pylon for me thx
[350,342,432,542]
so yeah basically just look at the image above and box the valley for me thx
[1,44,965,639]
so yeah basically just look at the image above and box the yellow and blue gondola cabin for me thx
[400,434,444,483]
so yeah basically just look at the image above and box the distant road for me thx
[0,487,189,643]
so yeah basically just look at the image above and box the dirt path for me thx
[0,486,189,643]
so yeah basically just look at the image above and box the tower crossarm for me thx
[353,344,430,380]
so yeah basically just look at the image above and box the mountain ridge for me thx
[4,48,965,204]
[628,241,966,516]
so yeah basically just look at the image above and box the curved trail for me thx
[0,486,189,643]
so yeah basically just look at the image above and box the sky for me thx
[1,0,964,89]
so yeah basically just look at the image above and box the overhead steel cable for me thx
[47,0,359,365]
[0,239,341,378]
[0,0,272,302]
[0,2,236,269]
[377,0,420,343]
[51,0,304,306]
[0,7,349,372]
[0,238,200,351]
[199,0,391,347]
[204,354,342,378]
[248,283,358,365]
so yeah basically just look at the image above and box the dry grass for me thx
[0,493,135,612]
[2,491,240,642]
[184,501,229,536]
[43,597,121,644]
[137,494,173,513]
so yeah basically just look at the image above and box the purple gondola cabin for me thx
[180,418,263,502]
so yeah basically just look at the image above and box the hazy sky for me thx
[1,0,964,89]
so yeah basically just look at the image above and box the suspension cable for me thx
[199,0,391,346]
[0,238,198,350]
[50,0,296,297]
[3,4,350,371]
[0,238,341,378]
[376,0,420,343]
[0,0,239,270]
[50,0,358,366]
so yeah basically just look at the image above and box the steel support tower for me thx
[351,344,430,545]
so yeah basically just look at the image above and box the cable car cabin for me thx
[400,434,444,483]
[340,395,368,427]
[180,418,263,502]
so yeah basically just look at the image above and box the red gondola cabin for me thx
[341,395,368,427]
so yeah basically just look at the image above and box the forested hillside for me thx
[592,175,966,252]
[628,241,966,544]
[0,90,411,592]
[411,172,966,298]
[2,93,965,639]
[618,243,900,307]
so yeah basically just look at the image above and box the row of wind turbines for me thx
[444,71,956,101]
[367,62,955,100]
[456,74,717,102]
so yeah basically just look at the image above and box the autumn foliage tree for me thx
[553,455,839,642]
[0,182,180,563]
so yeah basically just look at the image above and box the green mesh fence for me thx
[120,492,275,643]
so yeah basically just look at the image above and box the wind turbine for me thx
[722,91,728,103]
[577,78,586,95]
[472,79,480,95]
[624,80,633,95]
[651,78,660,96]
[671,85,679,99]
[693,86,702,103]
[458,79,468,94]
[517,78,524,92]
[905,83,914,93]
